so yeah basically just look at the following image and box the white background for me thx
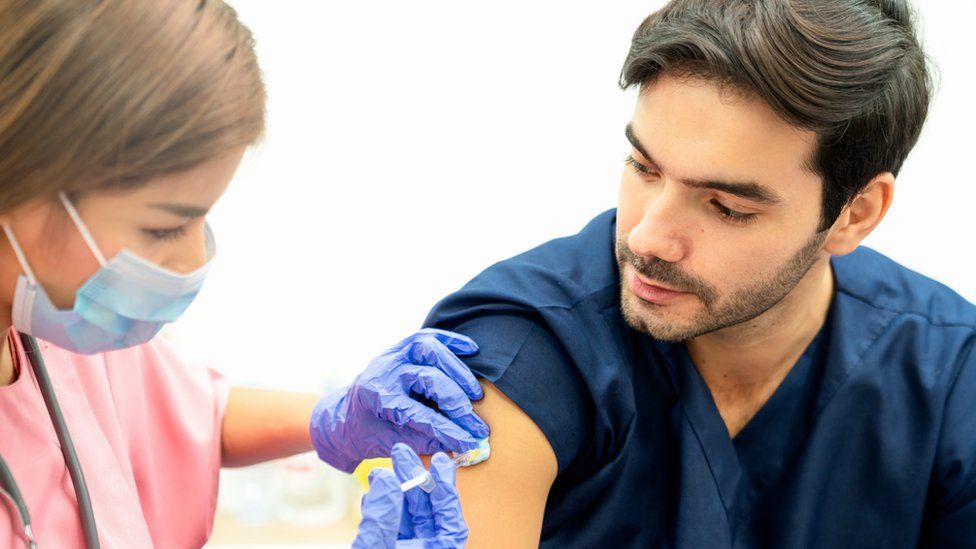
[170,1,976,392]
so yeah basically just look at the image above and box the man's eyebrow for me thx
[149,203,210,218]
[625,123,653,164]
[624,123,783,206]
[680,178,782,205]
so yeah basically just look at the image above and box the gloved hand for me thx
[310,329,489,473]
[353,443,469,549]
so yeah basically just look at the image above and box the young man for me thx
[422,0,975,547]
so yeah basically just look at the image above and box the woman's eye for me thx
[143,226,187,241]
[625,155,660,177]
[711,200,757,225]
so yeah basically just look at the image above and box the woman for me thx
[0,1,483,547]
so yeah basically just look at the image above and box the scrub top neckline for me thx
[653,303,834,535]
[0,330,39,396]
[728,310,832,528]
[8,330,20,379]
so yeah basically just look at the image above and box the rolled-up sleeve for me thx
[425,312,592,473]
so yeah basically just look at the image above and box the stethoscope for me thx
[0,333,100,548]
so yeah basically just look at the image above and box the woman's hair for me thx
[620,0,931,231]
[0,0,266,214]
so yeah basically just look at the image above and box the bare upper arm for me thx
[450,380,558,547]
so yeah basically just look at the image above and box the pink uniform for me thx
[0,330,230,548]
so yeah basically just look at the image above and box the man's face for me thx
[617,75,828,342]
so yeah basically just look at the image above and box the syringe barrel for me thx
[400,467,436,493]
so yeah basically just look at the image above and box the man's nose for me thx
[627,183,690,264]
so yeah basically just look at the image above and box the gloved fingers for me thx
[377,397,481,454]
[386,422,449,456]
[428,452,470,544]
[404,335,484,400]
[352,469,402,549]
[403,368,490,439]
[391,443,436,538]
[308,389,362,474]
[391,443,425,477]
[390,328,478,357]
[412,328,479,356]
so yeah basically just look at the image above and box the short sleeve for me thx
[921,334,976,547]
[209,365,232,432]
[426,313,592,472]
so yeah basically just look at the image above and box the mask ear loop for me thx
[203,221,217,260]
[1,224,38,286]
[59,193,107,267]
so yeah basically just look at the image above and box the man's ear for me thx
[823,172,895,256]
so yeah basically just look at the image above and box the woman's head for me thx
[0,0,265,211]
[0,0,265,320]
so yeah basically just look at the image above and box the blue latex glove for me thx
[310,329,489,473]
[353,443,469,549]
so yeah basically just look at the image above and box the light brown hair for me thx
[0,0,266,214]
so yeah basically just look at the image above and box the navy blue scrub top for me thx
[424,210,976,548]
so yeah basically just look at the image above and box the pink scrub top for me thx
[0,330,230,548]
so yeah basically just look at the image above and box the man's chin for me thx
[620,293,700,342]
[642,321,697,343]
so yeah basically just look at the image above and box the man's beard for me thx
[616,230,828,342]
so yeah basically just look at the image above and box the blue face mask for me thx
[2,193,215,354]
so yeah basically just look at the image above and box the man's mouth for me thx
[630,270,692,304]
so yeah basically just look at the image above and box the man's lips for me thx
[630,271,691,304]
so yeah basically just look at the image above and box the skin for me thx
[424,382,557,548]
[450,74,894,546]
[0,147,317,466]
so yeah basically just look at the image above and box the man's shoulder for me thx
[430,209,620,317]
[832,246,976,328]
[422,210,637,471]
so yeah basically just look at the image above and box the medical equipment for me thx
[0,334,100,548]
[311,329,488,473]
[400,438,491,492]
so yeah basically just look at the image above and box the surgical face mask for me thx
[1,193,215,354]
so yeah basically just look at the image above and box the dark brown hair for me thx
[620,0,931,230]
[0,0,266,214]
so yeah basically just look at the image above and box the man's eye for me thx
[625,155,659,177]
[711,200,757,225]
[143,226,187,241]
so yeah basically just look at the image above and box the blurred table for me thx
[206,511,358,547]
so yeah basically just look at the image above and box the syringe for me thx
[400,438,490,493]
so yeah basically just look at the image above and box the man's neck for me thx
[686,257,835,428]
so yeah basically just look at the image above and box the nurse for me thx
[0,1,478,548]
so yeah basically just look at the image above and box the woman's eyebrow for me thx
[149,202,210,218]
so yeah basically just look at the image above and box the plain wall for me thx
[168,1,976,390]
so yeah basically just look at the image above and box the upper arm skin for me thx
[440,380,558,548]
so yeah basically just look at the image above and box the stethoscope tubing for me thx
[0,334,101,549]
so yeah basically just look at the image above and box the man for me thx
[420,0,976,547]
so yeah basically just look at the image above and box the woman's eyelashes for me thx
[142,225,187,241]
